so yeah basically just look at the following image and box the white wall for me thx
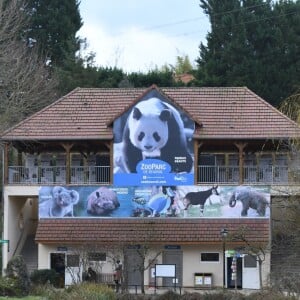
[2,186,39,273]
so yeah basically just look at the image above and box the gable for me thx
[107,84,198,127]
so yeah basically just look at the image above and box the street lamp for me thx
[220,228,228,289]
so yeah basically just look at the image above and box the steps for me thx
[20,234,38,274]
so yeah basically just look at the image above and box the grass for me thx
[0,297,42,300]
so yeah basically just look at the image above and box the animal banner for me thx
[38,185,270,219]
[112,95,195,186]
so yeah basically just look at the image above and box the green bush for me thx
[0,276,20,297]
[244,289,298,300]
[30,269,58,285]
[5,255,30,296]
[44,282,116,300]
[116,292,153,300]
[29,282,58,297]
[155,290,181,300]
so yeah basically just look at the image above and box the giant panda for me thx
[122,97,193,173]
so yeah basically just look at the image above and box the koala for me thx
[39,186,80,217]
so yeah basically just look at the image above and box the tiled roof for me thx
[2,85,300,141]
[35,218,269,245]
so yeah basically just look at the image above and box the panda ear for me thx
[159,109,171,121]
[133,107,142,120]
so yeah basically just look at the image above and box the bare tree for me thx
[0,0,58,132]
[271,193,300,296]
[229,225,269,290]
[98,225,162,294]
[131,244,161,294]
[270,92,300,296]
[64,244,109,285]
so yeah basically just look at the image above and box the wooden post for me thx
[109,141,113,184]
[62,143,73,184]
[3,143,9,184]
[234,143,247,185]
[194,140,199,184]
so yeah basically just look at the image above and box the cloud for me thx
[78,24,200,73]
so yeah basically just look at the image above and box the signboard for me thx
[39,185,270,219]
[1,239,10,252]
[155,264,176,277]
[113,95,195,186]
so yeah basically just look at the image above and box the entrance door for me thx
[227,257,242,289]
[50,253,65,288]
[242,255,260,289]
[124,249,142,288]
[162,250,182,287]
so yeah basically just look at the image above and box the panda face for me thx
[128,107,170,155]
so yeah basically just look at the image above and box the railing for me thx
[197,166,240,184]
[197,165,291,184]
[8,165,292,185]
[8,166,110,185]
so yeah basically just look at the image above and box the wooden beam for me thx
[194,140,198,184]
[234,142,248,184]
[61,143,74,184]
[3,143,9,184]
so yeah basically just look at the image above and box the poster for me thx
[39,185,270,219]
[113,95,195,186]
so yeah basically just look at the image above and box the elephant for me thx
[229,186,269,217]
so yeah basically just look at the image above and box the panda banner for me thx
[113,96,195,186]
[38,185,270,219]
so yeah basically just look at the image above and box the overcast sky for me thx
[78,0,210,73]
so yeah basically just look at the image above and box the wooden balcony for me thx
[8,166,110,185]
[7,165,294,185]
[197,165,291,184]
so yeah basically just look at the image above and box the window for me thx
[88,252,106,262]
[66,254,79,267]
[244,255,257,268]
[200,252,219,262]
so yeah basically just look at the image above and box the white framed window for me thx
[244,255,257,268]
[88,252,106,262]
[66,254,80,267]
[200,252,220,262]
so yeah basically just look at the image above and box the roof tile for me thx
[35,218,269,245]
[1,86,300,141]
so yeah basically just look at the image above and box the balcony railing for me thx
[7,165,293,185]
[197,165,290,184]
[8,166,110,185]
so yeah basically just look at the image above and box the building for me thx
[1,85,300,290]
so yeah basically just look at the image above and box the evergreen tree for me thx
[127,69,176,88]
[25,0,83,67]
[196,0,300,107]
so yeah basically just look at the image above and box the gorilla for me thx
[229,186,269,217]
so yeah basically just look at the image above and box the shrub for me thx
[181,292,203,300]
[45,282,116,300]
[155,290,181,300]
[0,276,19,297]
[5,255,30,296]
[30,268,58,285]
[116,292,153,300]
[244,289,298,300]
[29,282,58,297]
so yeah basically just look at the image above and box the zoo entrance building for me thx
[1,85,300,290]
